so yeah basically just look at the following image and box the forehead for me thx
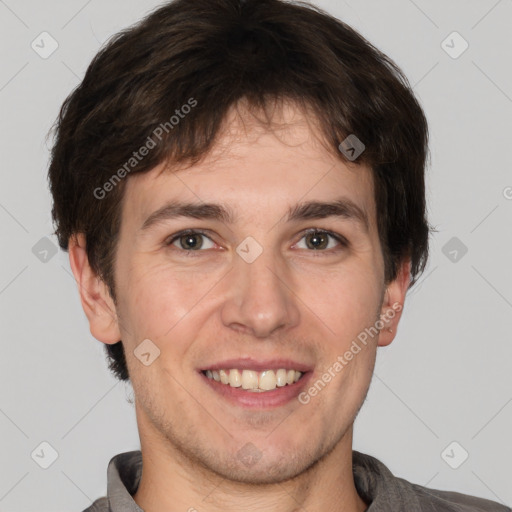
[121,100,377,230]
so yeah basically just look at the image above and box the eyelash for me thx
[165,228,348,256]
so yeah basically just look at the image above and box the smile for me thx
[199,365,312,408]
[202,368,303,392]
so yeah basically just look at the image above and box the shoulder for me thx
[81,496,109,512]
[407,480,511,512]
[352,450,510,512]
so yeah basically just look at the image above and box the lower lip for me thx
[199,371,313,408]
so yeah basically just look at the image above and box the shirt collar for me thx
[353,450,422,511]
[107,450,144,512]
[104,449,422,511]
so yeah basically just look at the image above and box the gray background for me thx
[0,0,511,510]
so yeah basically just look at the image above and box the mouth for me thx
[198,360,313,408]
[201,368,304,392]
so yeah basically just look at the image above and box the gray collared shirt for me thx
[82,450,511,511]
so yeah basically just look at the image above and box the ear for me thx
[377,258,410,347]
[68,233,122,344]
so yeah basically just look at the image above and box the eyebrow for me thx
[139,198,369,233]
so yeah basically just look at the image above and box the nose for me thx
[220,246,300,338]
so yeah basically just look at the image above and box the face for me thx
[76,101,408,484]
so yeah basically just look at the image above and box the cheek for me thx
[309,265,382,326]
[117,258,220,350]
[116,262,176,337]
[119,271,198,384]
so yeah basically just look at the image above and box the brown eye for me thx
[295,229,347,252]
[305,231,329,250]
[167,230,215,251]
[177,233,204,250]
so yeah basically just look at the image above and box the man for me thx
[47,0,510,510]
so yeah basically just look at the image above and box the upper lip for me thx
[199,358,314,373]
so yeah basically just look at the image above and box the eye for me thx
[165,228,348,255]
[294,229,347,252]
[166,230,216,252]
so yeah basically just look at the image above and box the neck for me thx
[133,420,368,512]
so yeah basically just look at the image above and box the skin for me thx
[69,100,410,512]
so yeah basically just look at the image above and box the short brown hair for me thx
[48,0,431,382]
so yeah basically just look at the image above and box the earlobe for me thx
[68,233,122,344]
[377,258,411,347]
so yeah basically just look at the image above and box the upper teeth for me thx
[204,369,303,391]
